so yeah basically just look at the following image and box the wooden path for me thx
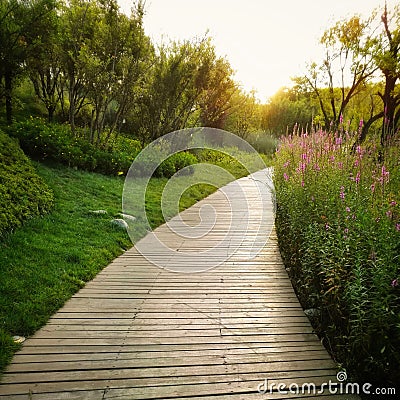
[0,169,358,399]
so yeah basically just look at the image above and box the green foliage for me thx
[0,131,53,238]
[155,152,198,178]
[7,118,141,175]
[0,0,57,124]
[246,132,279,155]
[260,88,314,136]
[274,130,400,386]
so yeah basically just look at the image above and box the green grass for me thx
[0,157,252,372]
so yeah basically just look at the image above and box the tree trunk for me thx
[48,106,55,123]
[381,74,397,146]
[5,67,13,125]
[69,73,76,134]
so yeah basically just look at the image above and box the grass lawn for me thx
[0,159,251,372]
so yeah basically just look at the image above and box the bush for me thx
[246,132,279,155]
[0,131,53,238]
[274,129,400,386]
[7,118,141,176]
[131,148,198,178]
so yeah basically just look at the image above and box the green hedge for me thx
[0,131,54,238]
[7,118,141,176]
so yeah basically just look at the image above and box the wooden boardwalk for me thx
[0,170,358,399]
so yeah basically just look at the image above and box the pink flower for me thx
[301,153,308,160]
[370,184,375,193]
[301,180,305,187]
[390,201,397,207]
[354,159,359,167]
[283,173,289,181]
[325,223,330,230]
[346,207,351,212]
[337,162,343,170]
[340,186,345,200]
[335,136,343,145]
[283,161,290,168]
[386,210,393,219]
[379,166,390,184]
[396,223,400,232]
[344,228,349,234]
[314,164,320,171]
[391,279,398,287]
[339,113,344,124]
[355,172,360,184]
[359,119,363,128]
[356,146,362,155]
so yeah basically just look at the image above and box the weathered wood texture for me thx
[0,170,358,399]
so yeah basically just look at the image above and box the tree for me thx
[76,0,151,143]
[0,0,56,124]
[223,90,260,139]
[260,87,313,136]
[26,1,62,122]
[198,56,237,129]
[296,15,377,131]
[375,4,400,145]
[131,37,228,145]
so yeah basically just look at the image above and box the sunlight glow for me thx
[118,0,397,101]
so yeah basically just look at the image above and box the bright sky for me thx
[118,0,396,102]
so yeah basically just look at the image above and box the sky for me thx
[118,0,396,102]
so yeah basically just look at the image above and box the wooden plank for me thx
[10,349,331,364]
[0,370,342,397]
[1,359,337,384]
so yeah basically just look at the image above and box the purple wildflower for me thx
[283,173,289,181]
[391,279,398,287]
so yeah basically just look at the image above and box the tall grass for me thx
[273,128,400,386]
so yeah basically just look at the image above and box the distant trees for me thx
[1,0,264,146]
[260,88,313,136]
[2,1,397,147]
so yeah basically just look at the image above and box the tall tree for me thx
[26,1,61,122]
[132,37,225,144]
[296,15,377,131]
[0,0,56,124]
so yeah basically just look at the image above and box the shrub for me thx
[7,118,141,176]
[246,132,279,155]
[0,131,53,238]
[131,148,198,178]
[274,129,400,386]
